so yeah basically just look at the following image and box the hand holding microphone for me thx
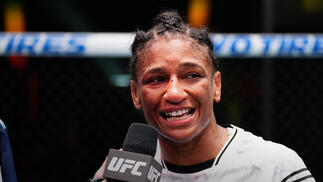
[91,123,162,182]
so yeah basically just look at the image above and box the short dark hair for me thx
[130,10,219,81]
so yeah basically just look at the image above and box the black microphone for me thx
[103,123,162,182]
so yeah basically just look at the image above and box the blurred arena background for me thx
[0,0,322,181]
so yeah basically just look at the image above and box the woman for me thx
[93,10,314,182]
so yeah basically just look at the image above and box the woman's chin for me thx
[159,128,199,144]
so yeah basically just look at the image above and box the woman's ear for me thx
[130,80,142,109]
[213,71,221,103]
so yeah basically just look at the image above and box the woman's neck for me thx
[159,121,228,166]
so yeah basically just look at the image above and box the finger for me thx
[94,156,108,178]
[88,178,106,182]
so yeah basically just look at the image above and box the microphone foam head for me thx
[122,123,159,157]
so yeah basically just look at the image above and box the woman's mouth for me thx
[160,108,195,122]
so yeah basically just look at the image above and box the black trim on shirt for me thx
[164,158,215,174]
[214,127,237,165]
[281,168,312,182]
[163,125,238,173]
[293,175,314,182]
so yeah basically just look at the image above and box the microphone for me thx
[103,123,162,182]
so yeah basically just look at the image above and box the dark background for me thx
[0,0,323,181]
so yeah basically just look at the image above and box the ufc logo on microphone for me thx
[107,157,147,176]
[147,166,161,182]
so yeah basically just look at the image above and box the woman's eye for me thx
[185,73,201,79]
[149,77,165,83]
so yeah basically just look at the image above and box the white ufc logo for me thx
[107,157,147,176]
[147,166,161,182]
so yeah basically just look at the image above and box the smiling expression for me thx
[131,38,221,143]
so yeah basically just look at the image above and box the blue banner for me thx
[0,33,322,58]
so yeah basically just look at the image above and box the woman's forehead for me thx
[134,38,213,78]
[141,38,210,65]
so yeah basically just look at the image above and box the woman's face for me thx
[131,38,221,143]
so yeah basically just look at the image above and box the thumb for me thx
[93,156,108,180]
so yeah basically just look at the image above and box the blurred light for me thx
[110,74,131,87]
[4,2,25,32]
[302,0,323,13]
[188,0,211,28]
[4,0,27,70]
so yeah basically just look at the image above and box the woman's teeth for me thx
[163,109,193,122]
[165,109,189,117]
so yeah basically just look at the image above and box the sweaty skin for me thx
[130,38,228,165]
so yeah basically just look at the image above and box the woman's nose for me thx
[163,77,187,104]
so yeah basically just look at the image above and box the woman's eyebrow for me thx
[143,62,205,76]
[144,67,164,75]
[180,62,205,70]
